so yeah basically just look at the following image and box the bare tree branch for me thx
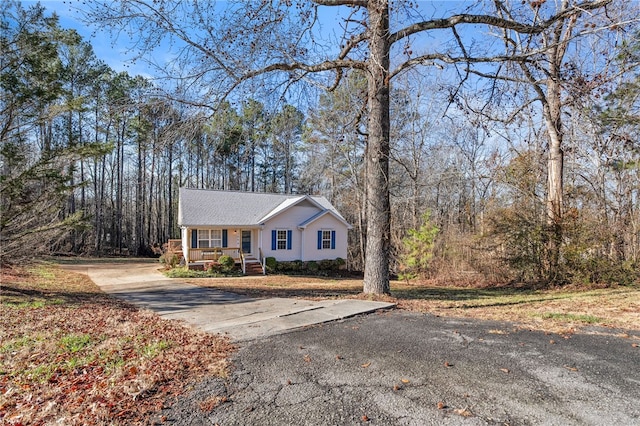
[389,0,612,44]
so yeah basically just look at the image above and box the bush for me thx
[276,261,299,272]
[398,212,439,279]
[306,261,319,272]
[159,252,180,269]
[218,255,235,272]
[318,259,334,270]
[265,257,277,272]
[263,258,347,276]
[205,262,223,274]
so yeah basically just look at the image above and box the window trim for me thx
[318,229,336,250]
[276,229,288,250]
[272,229,292,251]
[322,230,332,249]
[198,229,222,248]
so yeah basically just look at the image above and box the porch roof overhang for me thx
[180,224,263,229]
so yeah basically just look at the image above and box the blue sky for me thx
[25,0,153,77]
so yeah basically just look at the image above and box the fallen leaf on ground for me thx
[444,361,453,368]
[303,354,311,362]
[361,415,369,422]
[335,355,343,360]
[632,343,638,348]
[199,395,227,412]
[361,361,371,368]
[401,378,410,384]
[455,407,473,417]
[564,365,578,372]
[437,401,446,410]
[500,368,510,373]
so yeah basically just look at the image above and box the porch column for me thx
[182,227,190,268]
[300,228,305,261]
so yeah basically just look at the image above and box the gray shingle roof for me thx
[178,188,346,227]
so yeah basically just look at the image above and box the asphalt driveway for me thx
[164,311,640,425]
[62,261,640,424]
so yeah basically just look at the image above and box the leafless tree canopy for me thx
[3,1,638,288]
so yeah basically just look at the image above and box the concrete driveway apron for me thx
[62,262,394,342]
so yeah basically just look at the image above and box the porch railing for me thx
[167,239,182,251]
[259,247,266,275]
[187,247,241,262]
[240,249,246,275]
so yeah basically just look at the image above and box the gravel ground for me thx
[162,310,640,425]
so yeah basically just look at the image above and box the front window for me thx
[322,230,332,249]
[277,230,288,250]
[198,229,222,248]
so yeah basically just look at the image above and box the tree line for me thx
[1,1,639,289]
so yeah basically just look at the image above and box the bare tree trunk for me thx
[363,0,391,295]
[543,91,564,273]
[541,8,574,277]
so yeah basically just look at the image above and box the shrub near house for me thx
[265,257,346,276]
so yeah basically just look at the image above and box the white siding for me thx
[302,214,349,261]
[262,204,349,262]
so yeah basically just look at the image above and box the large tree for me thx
[0,1,108,263]
[458,0,632,279]
[85,0,616,293]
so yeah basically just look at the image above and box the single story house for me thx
[177,188,352,272]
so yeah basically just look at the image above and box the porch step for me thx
[244,258,264,275]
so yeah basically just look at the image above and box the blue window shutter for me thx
[317,230,322,250]
[222,229,228,248]
[191,229,197,249]
[287,230,292,250]
[331,230,336,249]
[271,230,277,250]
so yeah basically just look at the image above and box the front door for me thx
[241,230,251,254]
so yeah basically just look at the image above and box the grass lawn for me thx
[0,265,234,425]
[187,275,640,335]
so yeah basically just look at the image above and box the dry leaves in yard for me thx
[500,368,510,373]
[0,265,235,426]
[361,361,371,368]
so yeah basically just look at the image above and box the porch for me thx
[166,239,264,275]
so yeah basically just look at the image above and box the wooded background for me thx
[1,1,638,287]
